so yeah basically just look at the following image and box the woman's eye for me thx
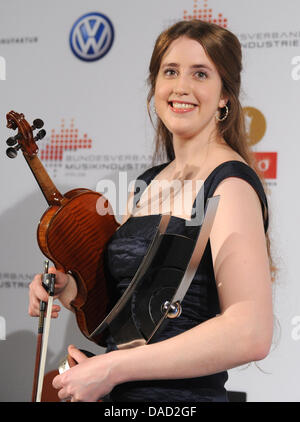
[164,69,177,76]
[195,71,207,79]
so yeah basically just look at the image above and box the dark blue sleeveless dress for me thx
[104,160,269,402]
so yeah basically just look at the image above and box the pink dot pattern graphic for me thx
[183,0,228,27]
[40,119,92,162]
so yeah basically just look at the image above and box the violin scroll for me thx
[6,111,46,159]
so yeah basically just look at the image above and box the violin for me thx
[6,111,119,345]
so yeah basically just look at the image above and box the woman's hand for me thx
[52,345,117,402]
[28,267,77,317]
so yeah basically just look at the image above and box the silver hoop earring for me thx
[216,104,229,122]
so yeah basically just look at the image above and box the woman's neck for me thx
[171,129,225,171]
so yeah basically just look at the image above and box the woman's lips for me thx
[168,101,197,113]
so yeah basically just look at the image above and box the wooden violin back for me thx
[38,189,118,344]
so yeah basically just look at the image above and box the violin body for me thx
[37,188,119,345]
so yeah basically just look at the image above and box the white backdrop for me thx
[0,0,299,402]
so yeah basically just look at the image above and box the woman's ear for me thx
[218,95,229,109]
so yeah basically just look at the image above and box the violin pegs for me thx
[6,119,44,147]
[34,129,46,142]
[6,136,18,146]
[32,119,44,130]
[5,118,46,160]
[6,144,21,159]
[6,132,22,146]
[6,129,46,158]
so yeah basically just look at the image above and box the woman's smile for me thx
[168,100,198,113]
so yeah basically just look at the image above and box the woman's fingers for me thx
[67,345,88,364]
[28,274,46,316]
[51,304,61,318]
[28,271,63,317]
[47,267,71,296]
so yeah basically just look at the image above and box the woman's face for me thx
[154,36,227,142]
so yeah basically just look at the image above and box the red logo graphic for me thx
[40,119,92,161]
[254,152,277,179]
[183,0,228,28]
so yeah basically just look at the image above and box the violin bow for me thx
[31,261,55,402]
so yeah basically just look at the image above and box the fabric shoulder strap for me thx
[132,162,169,209]
[203,160,269,232]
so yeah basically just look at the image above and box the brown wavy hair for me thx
[146,19,276,281]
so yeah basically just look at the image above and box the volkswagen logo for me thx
[69,12,114,62]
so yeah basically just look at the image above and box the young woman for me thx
[28,20,274,402]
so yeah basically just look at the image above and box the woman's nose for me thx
[173,76,190,96]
